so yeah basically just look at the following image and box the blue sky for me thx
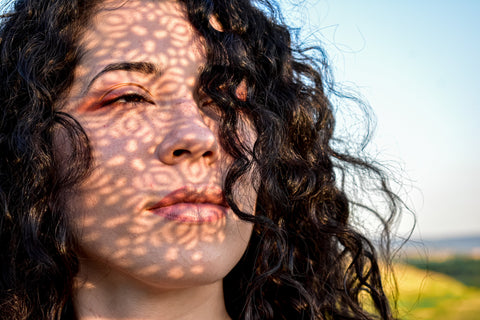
[279,0,480,238]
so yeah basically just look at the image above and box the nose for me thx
[155,107,220,166]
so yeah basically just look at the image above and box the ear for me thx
[235,79,247,101]
[209,14,224,32]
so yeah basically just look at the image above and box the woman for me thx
[0,0,401,319]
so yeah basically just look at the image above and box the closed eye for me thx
[100,92,155,107]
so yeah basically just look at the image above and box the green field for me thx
[391,262,480,319]
[405,257,480,288]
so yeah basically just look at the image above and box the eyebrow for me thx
[85,61,163,93]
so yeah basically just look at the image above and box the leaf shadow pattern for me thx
[59,0,255,303]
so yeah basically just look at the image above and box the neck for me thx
[74,261,231,320]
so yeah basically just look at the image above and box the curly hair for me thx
[0,0,402,319]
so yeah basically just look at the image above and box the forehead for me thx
[76,0,204,85]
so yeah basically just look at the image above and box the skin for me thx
[62,0,255,319]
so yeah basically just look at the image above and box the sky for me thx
[279,0,480,238]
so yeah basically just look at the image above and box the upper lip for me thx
[146,185,229,210]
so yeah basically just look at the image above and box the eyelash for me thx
[101,93,154,107]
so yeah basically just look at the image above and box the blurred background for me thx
[278,0,479,318]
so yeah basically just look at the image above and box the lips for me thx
[146,185,229,223]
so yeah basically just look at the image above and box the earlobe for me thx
[209,14,224,32]
[235,79,247,102]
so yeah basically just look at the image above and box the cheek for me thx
[230,116,258,215]
[233,167,258,217]
[64,113,254,289]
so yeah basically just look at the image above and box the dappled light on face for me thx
[62,0,255,291]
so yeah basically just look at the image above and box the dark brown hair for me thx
[0,0,402,319]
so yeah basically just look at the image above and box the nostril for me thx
[173,149,189,157]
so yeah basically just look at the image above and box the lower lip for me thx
[149,203,228,223]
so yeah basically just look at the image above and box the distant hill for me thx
[399,235,480,257]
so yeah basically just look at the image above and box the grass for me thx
[388,263,480,319]
[405,256,480,288]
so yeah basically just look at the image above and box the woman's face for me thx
[63,0,254,289]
